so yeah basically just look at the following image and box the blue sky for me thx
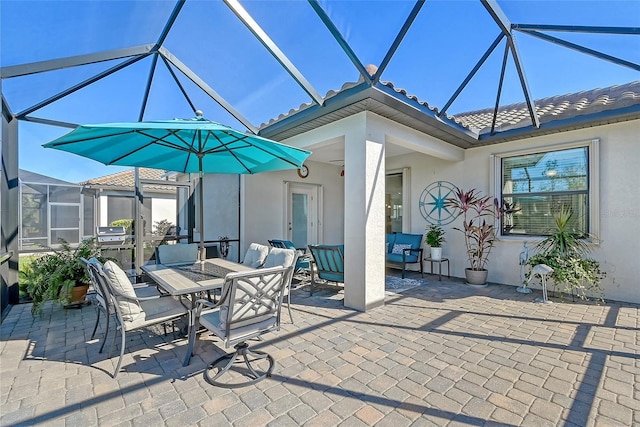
[2,0,638,183]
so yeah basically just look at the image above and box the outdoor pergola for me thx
[2,0,638,315]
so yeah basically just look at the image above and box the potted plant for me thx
[525,206,605,301]
[26,237,108,315]
[445,187,500,285]
[425,224,446,260]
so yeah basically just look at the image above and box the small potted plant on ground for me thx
[27,237,108,315]
[445,187,500,285]
[525,206,605,302]
[425,224,446,260]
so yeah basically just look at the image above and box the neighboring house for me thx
[81,168,187,238]
[236,79,639,308]
[18,169,91,250]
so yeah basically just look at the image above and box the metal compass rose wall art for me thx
[419,181,459,225]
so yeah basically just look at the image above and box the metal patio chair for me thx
[196,265,292,388]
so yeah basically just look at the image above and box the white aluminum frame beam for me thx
[159,47,258,134]
[224,0,324,106]
[0,44,155,79]
[481,0,539,128]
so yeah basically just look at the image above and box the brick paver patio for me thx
[1,271,638,426]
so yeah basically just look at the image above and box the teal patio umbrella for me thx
[44,112,311,260]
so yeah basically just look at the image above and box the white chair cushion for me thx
[103,261,142,322]
[262,248,296,269]
[242,243,270,267]
[126,297,187,331]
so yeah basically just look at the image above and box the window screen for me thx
[501,146,589,237]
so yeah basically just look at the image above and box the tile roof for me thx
[81,168,177,192]
[259,77,640,145]
[454,81,640,136]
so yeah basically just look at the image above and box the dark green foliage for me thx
[526,206,604,302]
[425,225,446,248]
[26,238,110,315]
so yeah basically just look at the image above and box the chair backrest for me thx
[81,257,109,312]
[155,243,199,265]
[95,260,145,323]
[262,248,297,269]
[242,243,270,267]
[219,266,291,347]
[268,239,296,250]
[308,244,345,283]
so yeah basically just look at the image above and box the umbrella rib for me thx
[47,129,137,147]
[203,132,304,170]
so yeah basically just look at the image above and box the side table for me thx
[423,257,450,281]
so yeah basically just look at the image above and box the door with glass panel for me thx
[286,183,320,250]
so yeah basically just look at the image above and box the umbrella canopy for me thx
[43,113,311,261]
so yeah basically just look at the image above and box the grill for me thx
[96,226,127,245]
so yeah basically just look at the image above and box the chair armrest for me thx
[402,247,423,260]
[108,285,163,302]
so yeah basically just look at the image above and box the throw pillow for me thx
[392,243,413,254]
[103,260,143,321]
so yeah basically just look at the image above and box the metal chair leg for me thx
[204,342,274,388]
[113,328,126,378]
[99,312,110,354]
[90,308,101,340]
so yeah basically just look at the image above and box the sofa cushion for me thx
[393,233,422,248]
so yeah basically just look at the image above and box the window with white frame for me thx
[494,139,599,238]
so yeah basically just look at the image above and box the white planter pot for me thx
[430,247,442,261]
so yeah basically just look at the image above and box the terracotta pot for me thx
[70,285,89,303]
[465,268,488,285]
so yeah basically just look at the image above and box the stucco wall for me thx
[389,119,640,304]
[242,160,345,253]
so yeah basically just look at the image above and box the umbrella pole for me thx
[199,170,205,262]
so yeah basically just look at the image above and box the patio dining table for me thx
[141,259,254,366]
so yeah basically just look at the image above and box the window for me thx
[493,140,599,238]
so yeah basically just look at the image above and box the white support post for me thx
[343,113,386,311]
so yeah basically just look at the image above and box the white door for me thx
[286,183,321,249]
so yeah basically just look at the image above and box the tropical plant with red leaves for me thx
[446,187,501,271]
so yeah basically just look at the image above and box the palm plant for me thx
[526,206,604,301]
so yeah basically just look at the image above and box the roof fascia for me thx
[259,81,371,138]
[0,45,155,79]
[225,0,323,105]
[476,103,640,144]
[371,83,479,140]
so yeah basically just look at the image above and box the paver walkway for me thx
[1,272,638,426]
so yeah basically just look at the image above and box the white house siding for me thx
[389,119,639,304]
[242,113,638,305]
[242,160,345,254]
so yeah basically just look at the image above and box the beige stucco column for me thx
[343,112,386,311]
